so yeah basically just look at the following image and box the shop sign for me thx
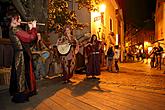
[94,16,101,22]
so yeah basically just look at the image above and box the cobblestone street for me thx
[0,0,164,109]
[98,62,165,94]
[0,62,165,110]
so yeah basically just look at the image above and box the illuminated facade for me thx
[155,0,165,44]
[73,0,124,61]
[155,0,165,58]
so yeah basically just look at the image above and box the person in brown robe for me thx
[56,25,78,83]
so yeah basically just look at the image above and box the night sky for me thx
[118,0,156,28]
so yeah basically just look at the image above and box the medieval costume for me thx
[85,34,101,78]
[56,26,78,83]
[31,33,50,80]
[44,45,63,78]
[9,15,37,103]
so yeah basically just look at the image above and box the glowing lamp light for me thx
[144,41,151,49]
[162,53,165,58]
[144,41,149,47]
[139,45,143,49]
[100,4,106,12]
[148,47,152,53]
[126,43,129,47]
[136,45,139,48]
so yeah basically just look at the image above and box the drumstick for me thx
[32,51,41,55]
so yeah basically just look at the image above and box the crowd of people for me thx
[148,42,163,70]
[8,14,122,103]
[124,42,164,70]
[9,13,165,104]
[106,45,120,72]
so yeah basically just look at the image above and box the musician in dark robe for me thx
[9,14,37,103]
[85,34,101,78]
[56,25,78,83]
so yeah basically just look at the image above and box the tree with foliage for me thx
[75,0,101,11]
[48,0,87,32]
[47,0,102,32]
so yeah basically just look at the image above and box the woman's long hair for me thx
[63,25,73,36]
[9,14,20,28]
[90,34,97,43]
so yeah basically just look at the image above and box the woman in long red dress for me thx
[9,14,37,103]
[85,34,101,78]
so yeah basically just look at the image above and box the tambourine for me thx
[57,43,71,55]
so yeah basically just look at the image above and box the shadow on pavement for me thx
[0,77,65,110]
[67,77,110,97]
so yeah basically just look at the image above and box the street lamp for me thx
[100,4,106,13]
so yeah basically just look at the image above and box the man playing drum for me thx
[56,25,78,83]
[31,33,50,80]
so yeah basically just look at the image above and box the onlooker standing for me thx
[155,42,163,70]
[148,44,157,68]
[107,46,114,72]
[141,52,146,63]
[114,45,120,72]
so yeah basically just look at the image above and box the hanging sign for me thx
[94,16,101,22]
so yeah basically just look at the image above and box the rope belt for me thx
[92,52,99,54]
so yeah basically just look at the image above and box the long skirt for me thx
[86,53,100,76]
[61,47,76,81]
[9,50,36,103]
